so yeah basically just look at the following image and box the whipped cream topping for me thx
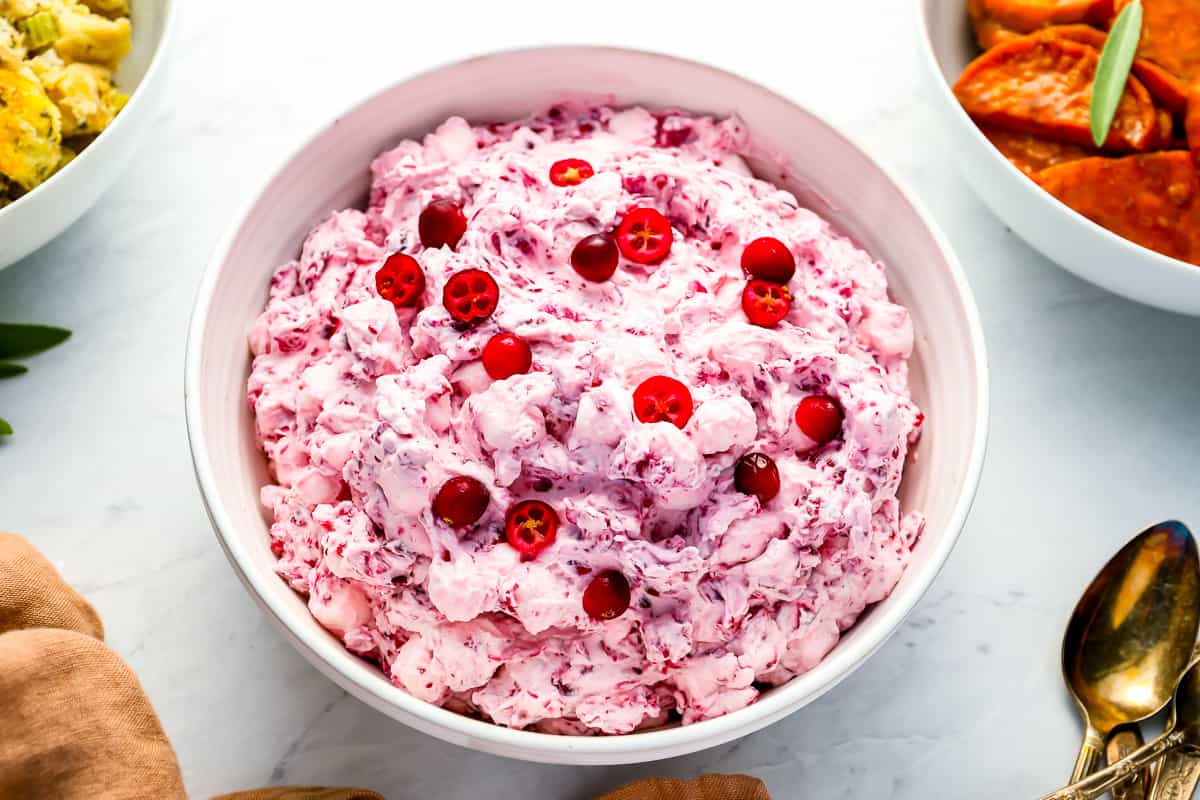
[248,105,924,734]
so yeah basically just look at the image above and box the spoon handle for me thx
[1109,727,1149,800]
[1042,731,1188,800]
[1072,732,1107,783]
[1147,750,1200,800]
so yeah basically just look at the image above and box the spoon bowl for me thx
[1062,521,1200,780]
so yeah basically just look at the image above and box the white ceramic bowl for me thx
[186,46,989,764]
[916,0,1200,315]
[0,0,175,269]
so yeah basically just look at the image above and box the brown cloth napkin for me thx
[0,533,770,800]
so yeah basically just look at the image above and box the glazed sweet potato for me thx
[1029,24,1190,112]
[970,0,1024,47]
[982,125,1097,174]
[979,0,1117,31]
[1034,151,1200,263]
[1186,81,1200,163]
[955,35,1161,150]
[1114,0,1200,83]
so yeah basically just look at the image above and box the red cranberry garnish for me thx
[549,158,594,187]
[505,500,559,558]
[795,395,844,445]
[570,234,619,282]
[442,268,499,324]
[583,570,631,621]
[418,199,467,250]
[741,237,796,284]
[615,207,673,265]
[742,280,792,327]
[432,476,490,527]
[632,376,694,429]
[375,253,426,308]
[734,453,781,504]
[482,332,532,379]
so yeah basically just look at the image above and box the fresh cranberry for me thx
[615,207,673,264]
[741,237,796,284]
[442,268,499,324]
[505,500,559,558]
[482,332,532,379]
[632,376,694,428]
[734,453,781,504]
[549,158,594,187]
[583,570,631,621]
[795,395,844,445]
[570,234,619,282]
[375,253,426,308]
[418,199,468,250]
[742,280,792,327]
[432,476,490,527]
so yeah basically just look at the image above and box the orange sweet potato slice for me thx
[980,0,1117,32]
[970,0,1025,48]
[955,35,1161,151]
[1186,81,1200,164]
[1113,0,1200,83]
[1026,25,1189,112]
[1034,151,1200,264]
[981,125,1097,174]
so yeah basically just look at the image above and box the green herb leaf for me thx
[1091,0,1144,147]
[0,362,28,378]
[0,323,71,359]
[0,418,11,436]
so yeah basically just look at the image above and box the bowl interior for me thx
[189,47,986,761]
[115,0,170,91]
[921,0,976,81]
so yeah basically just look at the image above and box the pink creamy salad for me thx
[247,105,924,734]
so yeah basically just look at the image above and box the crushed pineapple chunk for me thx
[0,59,62,190]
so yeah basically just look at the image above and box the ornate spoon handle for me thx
[1042,732,1188,800]
[1110,727,1149,800]
[1147,750,1200,800]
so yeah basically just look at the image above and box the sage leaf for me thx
[0,362,28,378]
[1091,0,1144,147]
[0,418,11,436]
[0,323,71,359]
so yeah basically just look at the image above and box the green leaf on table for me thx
[0,418,11,436]
[1091,0,1144,147]
[0,323,71,359]
[0,362,28,378]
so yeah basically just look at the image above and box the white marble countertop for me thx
[2,0,1199,797]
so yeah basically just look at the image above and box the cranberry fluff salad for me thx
[247,104,924,735]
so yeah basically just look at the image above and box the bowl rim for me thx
[913,0,1200,284]
[185,44,990,759]
[0,0,177,220]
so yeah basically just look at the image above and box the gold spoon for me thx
[1062,520,1200,782]
[1042,656,1200,800]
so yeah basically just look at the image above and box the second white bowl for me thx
[916,0,1200,316]
[186,46,989,764]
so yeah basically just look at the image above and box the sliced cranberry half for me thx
[442,268,499,324]
[432,476,490,527]
[505,500,559,558]
[570,234,619,282]
[734,453,781,504]
[795,395,844,445]
[418,199,468,250]
[741,237,796,284]
[375,253,426,308]
[615,207,673,265]
[632,376,694,429]
[482,332,532,380]
[583,570,631,621]
[742,280,792,328]
[549,158,594,187]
